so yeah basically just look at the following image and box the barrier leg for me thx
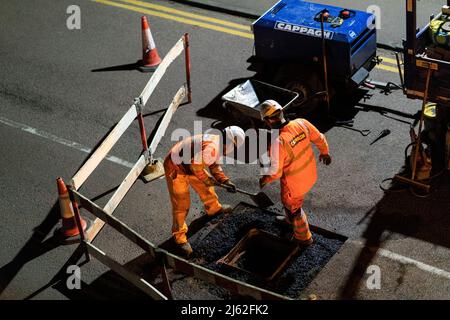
[158,253,174,300]
[69,191,91,262]
[184,33,192,104]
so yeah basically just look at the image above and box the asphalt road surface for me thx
[1,0,449,300]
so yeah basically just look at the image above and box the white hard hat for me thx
[224,126,245,154]
[260,100,283,120]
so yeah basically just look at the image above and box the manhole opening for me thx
[218,228,299,281]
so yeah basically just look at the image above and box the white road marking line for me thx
[0,116,134,169]
[350,240,450,280]
[378,248,450,280]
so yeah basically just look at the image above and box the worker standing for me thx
[259,100,331,245]
[164,126,246,257]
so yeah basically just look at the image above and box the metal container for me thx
[222,79,299,120]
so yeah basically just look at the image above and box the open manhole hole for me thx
[182,203,347,298]
[218,228,299,282]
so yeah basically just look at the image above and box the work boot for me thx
[178,242,193,258]
[291,236,314,246]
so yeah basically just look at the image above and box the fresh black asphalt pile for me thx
[190,203,345,299]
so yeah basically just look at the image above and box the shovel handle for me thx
[218,183,253,196]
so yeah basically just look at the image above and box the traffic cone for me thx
[56,177,88,240]
[139,16,161,72]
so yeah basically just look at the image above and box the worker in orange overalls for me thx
[259,100,331,245]
[164,126,245,257]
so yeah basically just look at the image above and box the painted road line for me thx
[378,248,450,280]
[350,240,450,280]
[376,63,399,73]
[118,0,251,31]
[93,0,254,39]
[380,56,400,65]
[93,0,400,74]
[0,116,134,169]
[116,0,406,76]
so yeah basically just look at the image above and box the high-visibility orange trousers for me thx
[165,170,222,244]
[282,191,312,241]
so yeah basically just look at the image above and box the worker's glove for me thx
[204,177,218,187]
[319,154,332,166]
[259,177,267,189]
[223,180,237,193]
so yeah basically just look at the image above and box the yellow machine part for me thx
[430,19,450,48]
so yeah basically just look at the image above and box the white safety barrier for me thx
[70,189,290,300]
[63,33,290,300]
[67,34,191,243]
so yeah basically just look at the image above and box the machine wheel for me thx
[273,64,324,116]
[284,79,313,107]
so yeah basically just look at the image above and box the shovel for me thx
[218,184,274,208]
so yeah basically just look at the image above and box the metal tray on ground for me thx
[222,79,299,120]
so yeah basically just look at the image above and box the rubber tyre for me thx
[273,64,324,116]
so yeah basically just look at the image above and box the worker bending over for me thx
[259,100,331,245]
[164,126,245,257]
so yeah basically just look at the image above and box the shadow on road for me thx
[0,183,127,299]
[0,202,61,297]
[50,214,224,300]
[52,252,159,300]
[196,78,250,129]
[339,169,450,299]
[91,62,141,73]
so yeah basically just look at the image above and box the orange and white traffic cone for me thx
[56,177,89,242]
[139,16,161,72]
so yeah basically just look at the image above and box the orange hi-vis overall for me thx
[261,119,329,241]
[164,134,229,244]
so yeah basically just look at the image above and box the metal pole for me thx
[68,188,91,262]
[320,14,330,117]
[184,33,192,104]
[411,67,432,180]
[137,112,149,152]
[395,52,406,94]
[406,0,417,57]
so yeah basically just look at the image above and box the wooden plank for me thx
[416,59,439,71]
[71,105,138,190]
[139,37,185,106]
[406,89,450,102]
[163,251,290,300]
[85,242,167,300]
[72,190,157,257]
[89,155,146,242]
[149,85,186,154]
[103,155,146,214]
[85,218,105,243]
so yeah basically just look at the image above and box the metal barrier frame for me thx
[69,189,290,300]
[62,33,291,300]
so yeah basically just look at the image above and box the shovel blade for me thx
[251,192,274,208]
